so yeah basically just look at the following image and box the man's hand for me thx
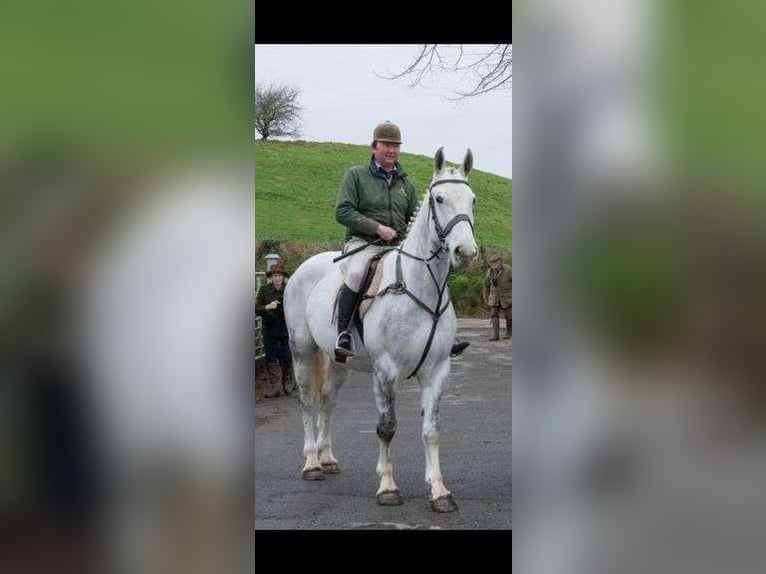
[265,301,280,311]
[376,224,397,242]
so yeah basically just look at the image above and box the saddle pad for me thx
[359,258,387,318]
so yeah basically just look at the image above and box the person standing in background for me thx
[255,262,293,397]
[484,255,512,341]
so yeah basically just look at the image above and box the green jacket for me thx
[335,156,419,244]
[484,264,512,308]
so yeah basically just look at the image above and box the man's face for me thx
[492,260,502,271]
[272,273,284,288]
[373,141,401,170]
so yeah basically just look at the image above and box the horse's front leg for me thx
[373,369,403,506]
[421,360,458,512]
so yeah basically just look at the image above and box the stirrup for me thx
[334,331,354,363]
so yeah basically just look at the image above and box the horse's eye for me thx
[472,197,476,205]
[436,196,444,204]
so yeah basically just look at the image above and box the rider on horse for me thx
[333,121,470,362]
[334,121,418,362]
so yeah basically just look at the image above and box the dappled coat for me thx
[483,264,512,308]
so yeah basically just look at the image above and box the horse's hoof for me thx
[302,468,325,481]
[321,462,340,474]
[430,494,458,513]
[376,490,403,506]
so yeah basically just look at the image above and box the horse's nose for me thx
[454,245,477,262]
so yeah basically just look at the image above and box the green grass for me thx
[255,140,511,246]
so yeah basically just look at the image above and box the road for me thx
[255,318,511,530]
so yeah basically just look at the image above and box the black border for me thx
[255,529,511,549]
[254,0,511,44]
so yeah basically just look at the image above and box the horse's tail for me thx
[312,349,328,405]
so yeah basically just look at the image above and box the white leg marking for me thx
[376,440,398,494]
[421,362,452,500]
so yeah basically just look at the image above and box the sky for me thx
[254,45,512,179]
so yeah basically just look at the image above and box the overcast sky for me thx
[255,45,512,179]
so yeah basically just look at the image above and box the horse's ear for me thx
[434,147,445,174]
[461,148,473,177]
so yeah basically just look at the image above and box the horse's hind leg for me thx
[293,347,325,481]
[373,368,403,506]
[420,361,458,512]
[316,362,348,474]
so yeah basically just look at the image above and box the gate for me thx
[255,271,266,362]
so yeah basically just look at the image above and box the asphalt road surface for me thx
[255,318,511,530]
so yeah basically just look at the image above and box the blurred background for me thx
[1,1,253,572]
[514,0,766,573]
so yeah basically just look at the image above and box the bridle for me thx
[426,178,475,249]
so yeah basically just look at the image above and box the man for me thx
[255,262,293,397]
[484,255,512,341]
[333,121,419,362]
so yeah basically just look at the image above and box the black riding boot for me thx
[335,284,358,363]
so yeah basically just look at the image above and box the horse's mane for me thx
[403,189,428,239]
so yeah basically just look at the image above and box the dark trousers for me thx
[264,336,291,366]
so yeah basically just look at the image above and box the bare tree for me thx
[380,44,512,99]
[255,83,303,140]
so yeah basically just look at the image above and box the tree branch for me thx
[380,44,512,100]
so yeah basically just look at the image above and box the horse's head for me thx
[428,147,479,269]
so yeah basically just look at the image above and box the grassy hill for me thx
[255,140,512,316]
[255,140,511,245]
